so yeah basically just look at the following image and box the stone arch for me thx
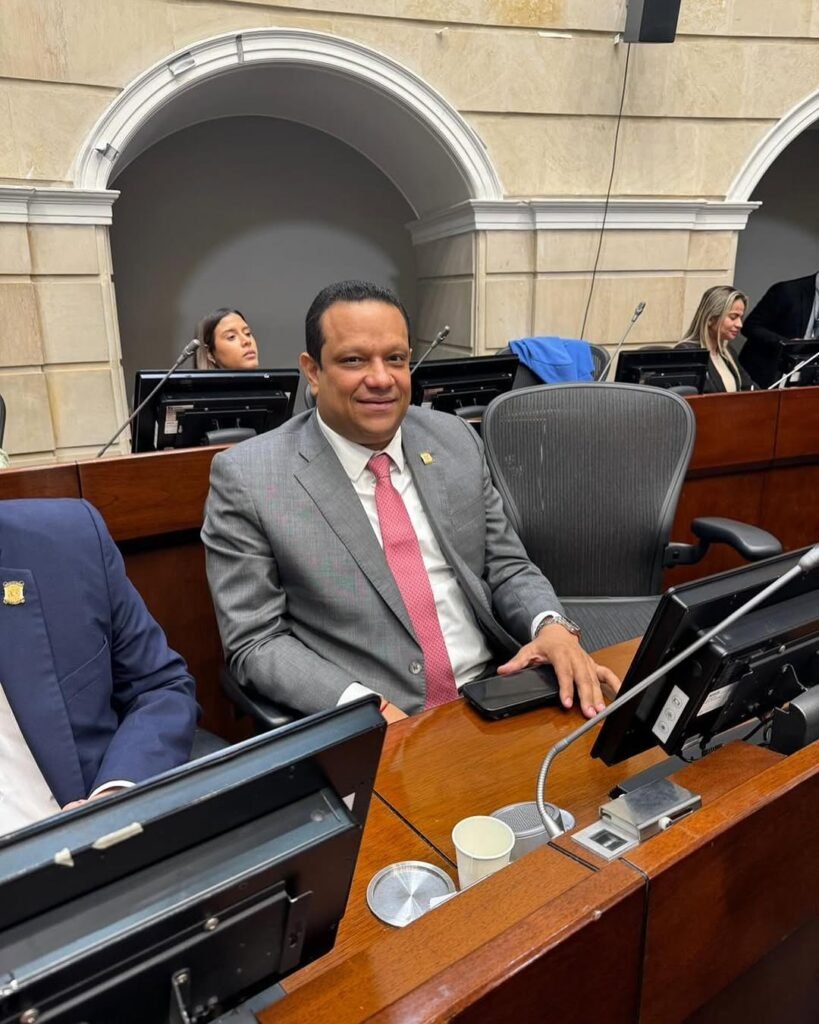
[73,27,503,216]
[728,86,819,202]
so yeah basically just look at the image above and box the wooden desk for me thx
[267,636,819,1023]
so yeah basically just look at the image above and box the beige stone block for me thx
[415,279,473,350]
[469,114,618,197]
[486,232,535,275]
[537,230,690,274]
[627,38,819,120]
[471,113,773,200]
[484,276,533,349]
[35,281,109,364]
[0,0,176,87]
[196,1,622,31]
[45,367,117,448]
[29,225,99,275]
[0,283,43,367]
[0,371,54,454]
[0,81,115,183]
[679,0,818,37]
[682,273,734,332]
[534,274,687,346]
[415,234,475,278]
[0,224,30,274]
[687,232,738,273]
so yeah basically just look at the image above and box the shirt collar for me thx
[315,410,405,482]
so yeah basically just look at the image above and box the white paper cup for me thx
[451,815,515,890]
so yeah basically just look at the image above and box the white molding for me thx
[408,199,760,245]
[72,28,503,202]
[0,187,119,225]
[729,87,819,201]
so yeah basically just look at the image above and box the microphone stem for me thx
[598,305,644,382]
[96,346,195,458]
[536,558,808,837]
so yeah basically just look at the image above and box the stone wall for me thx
[0,0,817,461]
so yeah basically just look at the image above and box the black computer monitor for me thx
[131,369,300,453]
[614,349,709,392]
[775,339,819,387]
[0,699,384,1023]
[410,354,519,414]
[592,550,819,766]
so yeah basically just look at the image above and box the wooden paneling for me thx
[78,447,222,541]
[759,463,819,550]
[775,386,819,460]
[267,847,638,1024]
[629,743,819,1024]
[0,462,80,500]
[686,391,779,472]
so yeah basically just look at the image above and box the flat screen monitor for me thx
[0,698,385,1023]
[592,550,819,766]
[775,339,819,388]
[614,349,709,392]
[131,369,300,453]
[410,354,519,414]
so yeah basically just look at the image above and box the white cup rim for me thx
[452,815,515,860]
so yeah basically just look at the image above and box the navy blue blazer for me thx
[0,499,198,806]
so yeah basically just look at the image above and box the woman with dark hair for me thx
[195,308,259,369]
[679,285,756,392]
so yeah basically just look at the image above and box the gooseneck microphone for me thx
[598,301,646,382]
[96,339,201,459]
[767,347,819,390]
[535,543,819,838]
[410,325,451,376]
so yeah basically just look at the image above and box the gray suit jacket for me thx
[202,408,563,715]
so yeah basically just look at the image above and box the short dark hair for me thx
[195,308,247,369]
[304,281,411,365]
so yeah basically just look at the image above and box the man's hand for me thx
[62,786,129,813]
[496,624,620,718]
[381,700,408,724]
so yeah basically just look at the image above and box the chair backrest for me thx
[0,393,5,447]
[589,344,608,380]
[482,383,695,597]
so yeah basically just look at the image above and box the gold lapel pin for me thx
[419,452,434,465]
[3,580,25,606]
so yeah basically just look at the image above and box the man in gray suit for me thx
[203,281,618,723]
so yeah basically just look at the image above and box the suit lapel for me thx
[0,565,85,806]
[402,420,518,654]
[294,418,415,635]
[799,278,814,336]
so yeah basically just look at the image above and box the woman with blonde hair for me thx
[679,285,756,392]
[194,308,260,370]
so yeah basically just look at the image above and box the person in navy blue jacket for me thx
[0,498,198,830]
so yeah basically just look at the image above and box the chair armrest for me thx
[663,518,782,568]
[220,666,299,731]
[691,517,783,561]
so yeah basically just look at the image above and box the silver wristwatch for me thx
[535,612,582,640]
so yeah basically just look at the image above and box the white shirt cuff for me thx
[89,780,135,799]
[337,682,380,706]
[531,611,562,639]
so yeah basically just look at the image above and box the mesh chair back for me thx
[482,383,695,597]
[589,344,608,380]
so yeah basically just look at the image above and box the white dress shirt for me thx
[316,413,498,704]
[0,683,61,834]
[0,681,133,836]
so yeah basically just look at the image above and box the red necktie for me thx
[368,453,458,709]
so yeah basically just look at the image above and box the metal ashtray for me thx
[366,861,456,928]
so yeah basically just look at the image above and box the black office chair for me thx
[0,393,6,447]
[482,383,782,651]
[589,343,609,381]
